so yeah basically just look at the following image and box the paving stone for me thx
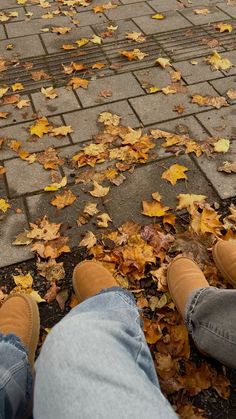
[133,10,192,35]
[31,87,81,117]
[0,116,71,161]
[174,58,225,85]
[179,6,229,25]
[219,51,236,76]
[76,73,143,107]
[0,0,24,8]
[26,186,107,247]
[194,140,236,199]
[134,67,179,90]
[0,174,7,198]
[120,0,147,4]
[210,76,236,103]
[104,3,153,20]
[75,11,108,26]
[0,35,45,59]
[184,0,224,5]
[217,3,236,18]
[149,115,209,140]
[5,158,60,197]
[104,155,218,226]
[0,95,35,128]
[26,4,60,19]
[1,7,26,22]
[92,18,142,43]
[0,26,6,40]
[147,0,183,12]
[41,26,94,53]
[6,16,72,38]
[129,81,219,126]
[76,0,121,11]
[63,100,140,144]
[0,198,32,268]
[196,104,236,139]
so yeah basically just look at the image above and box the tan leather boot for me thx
[0,294,40,367]
[73,260,118,302]
[167,257,210,318]
[213,240,236,287]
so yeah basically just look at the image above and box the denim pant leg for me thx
[34,288,177,419]
[0,333,33,419]
[185,287,236,368]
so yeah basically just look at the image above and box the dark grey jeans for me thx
[185,287,236,368]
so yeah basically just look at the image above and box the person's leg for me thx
[34,261,177,419]
[0,294,40,418]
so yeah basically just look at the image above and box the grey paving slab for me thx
[182,0,224,5]
[5,158,60,197]
[194,141,236,199]
[104,3,153,20]
[76,0,121,12]
[174,59,224,85]
[217,3,236,18]
[0,7,26,22]
[129,81,219,126]
[179,6,229,25]
[0,26,6,40]
[104,154,218,226]
[0,95,35,128]
[133,10,192,35]
[76,73,143,107]
[196,104,236,139]
[26,186,107,247]
[0,0,24,8]
[0,116,71,161]
[210,76,236,103]
[31,87,80,117]
[92,19,142,43]
[63,100,140,144]
[0,198,32,268]
[75,11,108,26]
[6,16,71,38]
[0,35,45,59]
[134,67,181,90]
[41,26,94,53]
[0,175,7,199]
[25,4,60,19]
[148,115,209,141]
[147,0,184,12]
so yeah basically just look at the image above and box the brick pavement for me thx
[0,0,236,267]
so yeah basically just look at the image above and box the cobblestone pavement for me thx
[1,0,236,267]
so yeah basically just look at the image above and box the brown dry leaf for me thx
[218,161,236,173]
[52,26,71,35]
[62,44,76,50]
[173,104,185,114]
[37,147,64,170]
[31,70,51,81]
[0,166,6,175]
[162,83,187,95]
[18,150,37,164]
[125,31,146,43]
[201,37,220,48]
[27,216,61,241]
[12,231,32,246]
[97,213,112,227]
[162,164,188,185]
[143,319,162,344]
[41,86,58,99]
[99,90,112,98]
[30,117,51,138]
[16,99,30,109]
[79,231,97,249]
[215,22,233,33]
[120,49,148,61]
[69,77,89,89]
[33,236,71,259]
[169,70,181,82]
[155,57,172,68]
[83,202,98,216]
[50,190,76,209]
[0,112,9,119]
[98,112,121,126]
[93,2,118,13]
[206,51,233,71]
[89,181,110,197]
[9,140,22,151]
[227,88,236,100]
[50,125,73,136]
[44,282,60,303]
[192,94,229,109]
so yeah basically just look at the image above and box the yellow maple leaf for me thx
[142,200,169,217]
[215,22,233,33]
[120,49,148,61]
[41,86,58,99]
[13,273,33,289]
[125,32,146,43]
[11,82,24,92]
[0,87,9,98]
[155,57,172,68]
[50,190,76,209]
[52,26,71,34]
[30,117,51,138]
[16,99,30,109]
[152,13,165,19]
[79,231,97,249]
[97,213,112,228]
[200,207,222,235]
[90,35,102,44]
[162,164,188,185]
[69,77,89,89]
[76,38,89,47]
[177,194,206,210]
[206,51,233,71]
[44,176,67,192]
[0,198,10,213]
[92,62,106,70]
[89,181,110,197]
[213,138,230,153]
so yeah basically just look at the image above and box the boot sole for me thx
[212,243,236,288]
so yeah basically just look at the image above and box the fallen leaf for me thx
[83,202,98,216]
[98,112,121,126]
[215,22,233,33]
[0,87,9,98]
[155,57,172,68]
[0,198,10,213]
[99,90,112,97]
[226,88,236,100]
[162,164,188,185]
[13,273,33,289]
[69,77,89,89]
[37,147,64,170]
[28,216,61,241]
[41,86,58,99]
[90,35,102,44]
[16,99,30,109]
[152,13,165,19]
[50,190,76,209]
[194,8,210,15]
[11,83,24,92]
[50,125,73,136]
[0,112,9,119]
[92,62,106,69]
[97,213,112,227]
[44,176,67,192]
[120,49,148,61]
[52,26,71,35]
[79,231,97,249]
[30,117,51,138]
[89,181,110,197]
[31,70,51,81]
[126,32,146,43]
[213,138,230,153]
[76,38,89,47]
[218,161,236,173]
[206,51,233,71]
[177,194,206,211]
[192,94,229,109]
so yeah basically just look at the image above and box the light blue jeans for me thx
[0,288,177,419]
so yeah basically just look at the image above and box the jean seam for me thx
[197,322,236,345]
[185,287,209,333]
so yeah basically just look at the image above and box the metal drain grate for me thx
[1,19,236,95]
